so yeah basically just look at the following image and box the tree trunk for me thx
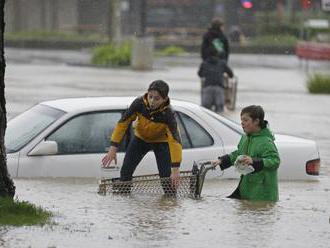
[276,0,284,25]
[0,0,15,198]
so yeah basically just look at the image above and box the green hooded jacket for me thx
[220,127,280,202]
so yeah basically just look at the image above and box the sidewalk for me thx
[6,47,330,71]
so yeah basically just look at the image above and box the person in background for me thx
[212,105,280,202]
[198,54,234,113]
[229,25,245,45]
[101,80,182,194]
[201,18,230,62]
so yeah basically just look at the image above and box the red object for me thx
[301,0,312,9]
[306,159,320,176]
[241,0,253,9]
[296,42,330,60]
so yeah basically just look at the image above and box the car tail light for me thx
[306,159,320,175]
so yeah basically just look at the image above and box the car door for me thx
[134,108,226,178]
[20,111,128,178]
[175,111,225,175]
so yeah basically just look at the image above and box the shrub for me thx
[257,23,301,38]
[91,42,131,66]
[248,34,298,47]
[0,197,52,226]
[158,45,186,56]
[307,73,330,94]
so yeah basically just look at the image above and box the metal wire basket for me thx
[98,161,215,199]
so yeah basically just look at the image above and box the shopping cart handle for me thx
[200,161,212,166]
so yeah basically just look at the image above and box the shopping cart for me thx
[98,161,216,199]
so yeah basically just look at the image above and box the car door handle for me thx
[103,166,120,170]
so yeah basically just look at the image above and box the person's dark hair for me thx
[210,18,224,30]
[148,80,169,99]
[241,105,267,128]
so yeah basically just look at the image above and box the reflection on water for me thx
[1,175,329,248]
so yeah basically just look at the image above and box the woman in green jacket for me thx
[213,105,280,201]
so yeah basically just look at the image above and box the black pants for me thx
[121,135,172,180]
[120,136,176,195]
[120,136,175,194]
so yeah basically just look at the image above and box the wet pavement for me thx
[1,49,330,247]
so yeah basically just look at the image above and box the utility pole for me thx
[138,0,146,37]
[108,0,121,43]
[131,0,154,70]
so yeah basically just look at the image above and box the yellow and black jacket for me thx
[111,94,182,168]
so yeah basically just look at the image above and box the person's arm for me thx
[165,109,182,186]
[201,34,209,60]
[251,140,280,172]
[102,97,140,167]
[234,138,280,173]
[223,36,230,62]
[212,137,243,169]
[110,98,140,147]
[224,63,234,78]
[198,62,205,78]
[165,111,182,168]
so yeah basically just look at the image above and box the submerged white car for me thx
[6,97,320,180]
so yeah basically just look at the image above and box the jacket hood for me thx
[250,126,275,141]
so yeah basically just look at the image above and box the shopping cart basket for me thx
[98,161,215,199]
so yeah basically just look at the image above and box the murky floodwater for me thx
[1,175,329,248]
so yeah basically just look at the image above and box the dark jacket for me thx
[219,126,280,202]
[201,28,229,62]
[198,57,233,88]
[111,94,182,168]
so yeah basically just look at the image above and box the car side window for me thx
[47,111,125,154]
[175,112,191,149]
[177,112,213,148]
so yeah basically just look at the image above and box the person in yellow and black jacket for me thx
[101,80,182,193]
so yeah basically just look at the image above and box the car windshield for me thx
[201,107,243,134]
[5,104,65,153]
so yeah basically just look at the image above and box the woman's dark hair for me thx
[148,80,169,99]
[241,105,267,128]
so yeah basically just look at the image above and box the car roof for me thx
[41,96,200,113]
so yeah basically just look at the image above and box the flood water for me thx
[2,54,330,247]
[1,176,329,248]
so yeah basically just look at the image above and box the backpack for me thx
[212,38,224,54]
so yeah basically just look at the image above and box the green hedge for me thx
[257,23,301,37]
[248,34,298,47]
[157,45,186,56]
[307,73,330,94]
[91,42,131,66]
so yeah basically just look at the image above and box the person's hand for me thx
[170,167,180,189]
[211,159,222,167]
[101,146,118,168]
[238,155,253,166]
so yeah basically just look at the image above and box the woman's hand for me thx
[239,155,253,165]
[170,167,180,189]
[101,146,118,167]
